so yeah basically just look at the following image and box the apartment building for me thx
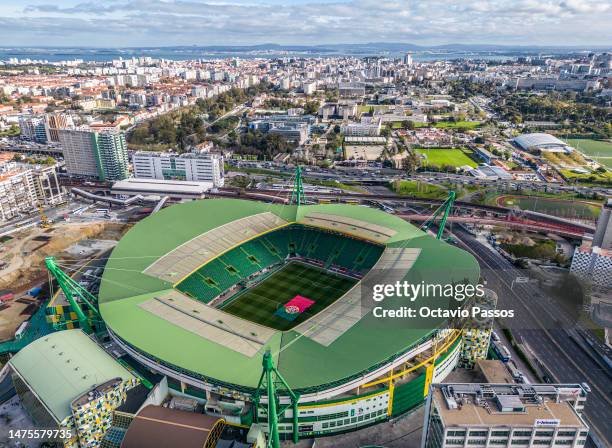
[0,161,63,222]
[0,164,37,221]
[58,128,129,181]
[341,118,382,136]
[133,151,224,187]
[422,383,589,448]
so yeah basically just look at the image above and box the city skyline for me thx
[1,0,611,48]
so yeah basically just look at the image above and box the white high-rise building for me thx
[58,128,129,181]
[58,129,100,178]
[132,151,224,187]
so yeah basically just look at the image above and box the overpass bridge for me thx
[398,214,589,238]
[216,188,596,236]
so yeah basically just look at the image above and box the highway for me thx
[451,226,612,445]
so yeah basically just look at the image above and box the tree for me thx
[404,149,421,174]
[304,100,320,115]
[402,120,415,130]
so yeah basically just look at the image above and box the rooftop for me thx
[513,133,569,151]
[121,405,223,448]
[111,178,214,196]
[9,330,135,422]
[433,384,587,429]
[99,200,480,391]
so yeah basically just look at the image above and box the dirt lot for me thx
[0,301,31,341]
[0,221,127,292]
[0,221,129,341]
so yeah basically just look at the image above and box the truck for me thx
[15,321,29,339]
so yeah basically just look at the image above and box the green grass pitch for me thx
[221,261,358,331]
[416,147,478,168]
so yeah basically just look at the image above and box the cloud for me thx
[4,0,612,46]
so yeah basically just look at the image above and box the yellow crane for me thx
[37,205,50,228]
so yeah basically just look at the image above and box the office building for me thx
[58,128,129,181]
[570,199,612,288]
[248,115,314,145]
[514,78,598,92]
[267,122,309,144]
[133,151,224,187]
[338,82,366,98]
[422,383,589,448]
[19,115,47,143]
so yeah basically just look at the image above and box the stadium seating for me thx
[176,224,384,304]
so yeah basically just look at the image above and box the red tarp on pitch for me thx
[275,295,315,321]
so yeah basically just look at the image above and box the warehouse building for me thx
[8,330,138,448]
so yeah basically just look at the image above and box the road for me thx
[451,226,611,445]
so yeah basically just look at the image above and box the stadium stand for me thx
[139,290,275,356]
[144,212,288,283]
[301,212,398,243]
[176,225,384,304]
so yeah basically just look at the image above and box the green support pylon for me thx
[436,190,455,239]
[420,190,456,240]
[253,351,300,448]
[289,165,305,206]
[45,256,101,333]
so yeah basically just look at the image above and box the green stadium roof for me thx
[99,199,479,392]
[9,330,135,422]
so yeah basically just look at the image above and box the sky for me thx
[0,0,611,48]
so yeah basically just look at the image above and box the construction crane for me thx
[420,191,456,240]
[45,256,101,333]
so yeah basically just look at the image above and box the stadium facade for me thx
[99,199,482,439]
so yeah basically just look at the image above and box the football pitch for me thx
[416,147,478,168]
[221,261,358,331]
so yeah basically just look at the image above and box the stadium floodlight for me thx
[253,350,300,447]
[45,256,101,333]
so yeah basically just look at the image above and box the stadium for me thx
[98,198,481,440]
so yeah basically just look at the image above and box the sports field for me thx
[564,138,612,169]
[221,261,358,331]
[416,147,478,169]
